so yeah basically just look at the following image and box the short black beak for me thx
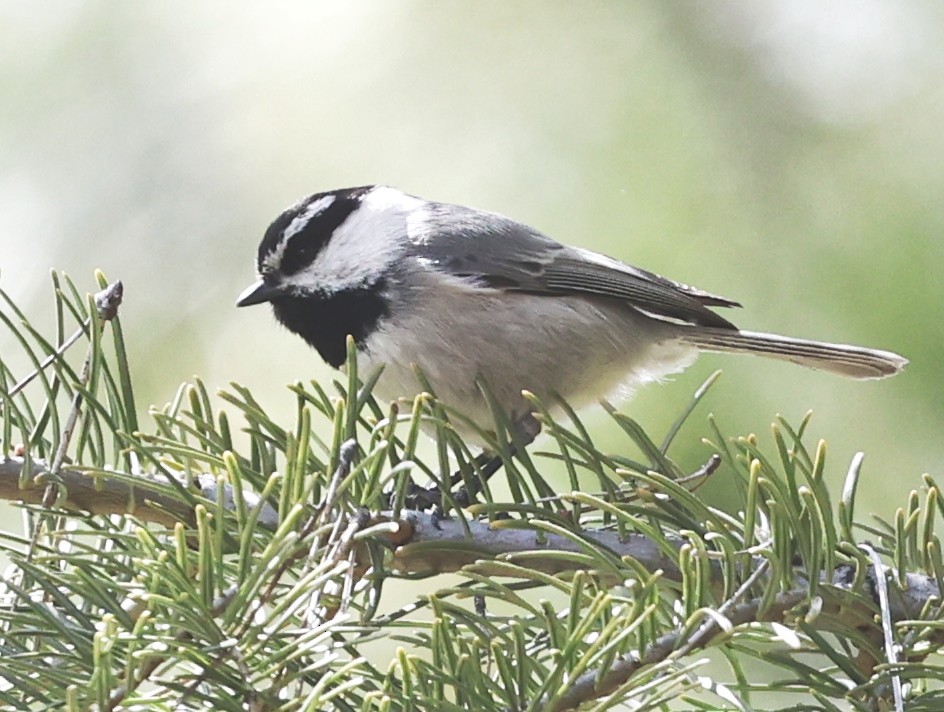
[236,279,282,307]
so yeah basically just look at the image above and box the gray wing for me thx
[409,202,740,330]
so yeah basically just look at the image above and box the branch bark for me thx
[0,456,682,579]
[2,456,939,615]
[0,457,192,527]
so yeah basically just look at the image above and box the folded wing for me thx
[410,203,740,329]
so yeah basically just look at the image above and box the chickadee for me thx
[237,185,906,444]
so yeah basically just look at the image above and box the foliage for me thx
[0,273,942,711]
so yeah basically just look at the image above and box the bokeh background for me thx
[3,2,943,512]
[1,0,942,602]
[3,2,944,706]
[3,1,943,512]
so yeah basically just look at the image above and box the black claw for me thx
[453,486,472,509]
[402,483,442,512]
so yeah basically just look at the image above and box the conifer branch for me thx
[1,273,938,710]
[541,589,809,712]
[2,455,940,618]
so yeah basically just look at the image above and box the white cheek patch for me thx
[285,187,426,293]
[261,195,337,274]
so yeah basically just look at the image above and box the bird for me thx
[237,185,906,466]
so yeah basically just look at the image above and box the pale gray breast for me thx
[364,264,696,438]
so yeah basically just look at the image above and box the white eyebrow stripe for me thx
[284,195,336,241]
[279,186,424,293]
[261,195,337,273]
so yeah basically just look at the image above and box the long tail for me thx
[681,328,907,380]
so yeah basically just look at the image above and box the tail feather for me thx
[682,328,907,380]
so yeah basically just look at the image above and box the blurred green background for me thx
[2,3,943,705]
[2,3,942,521]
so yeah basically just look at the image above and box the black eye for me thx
[281,232,327,275]
[281,236,328,276]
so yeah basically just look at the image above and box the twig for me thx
[177,600,265,711]
[42,283,123,498]
[318,440,359,526]
[228,441,361,645]
[4,280,122,400]
[539,589,808,712]
[27,283,123,560]
[6,323,87,398]
[1,452,941,710]
[106,585,240,712]
[539,559,771,712]
[386,509,687,581]
[673,558,771,659]
[863,543,906,711]
[305,441,364,625]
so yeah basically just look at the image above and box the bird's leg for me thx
[399,479,442,513]
[452,412,542,508]
[400,413,541,512]
[450,451,504,509]
[399,456,497,512]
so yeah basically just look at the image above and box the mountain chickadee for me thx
[237,185,906,446]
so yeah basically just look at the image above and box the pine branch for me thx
[2,455,940,618]
[3,273,941,710]
[6,452,940,711]
[0,455,681,579]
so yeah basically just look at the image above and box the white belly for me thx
[357,288,696,441]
